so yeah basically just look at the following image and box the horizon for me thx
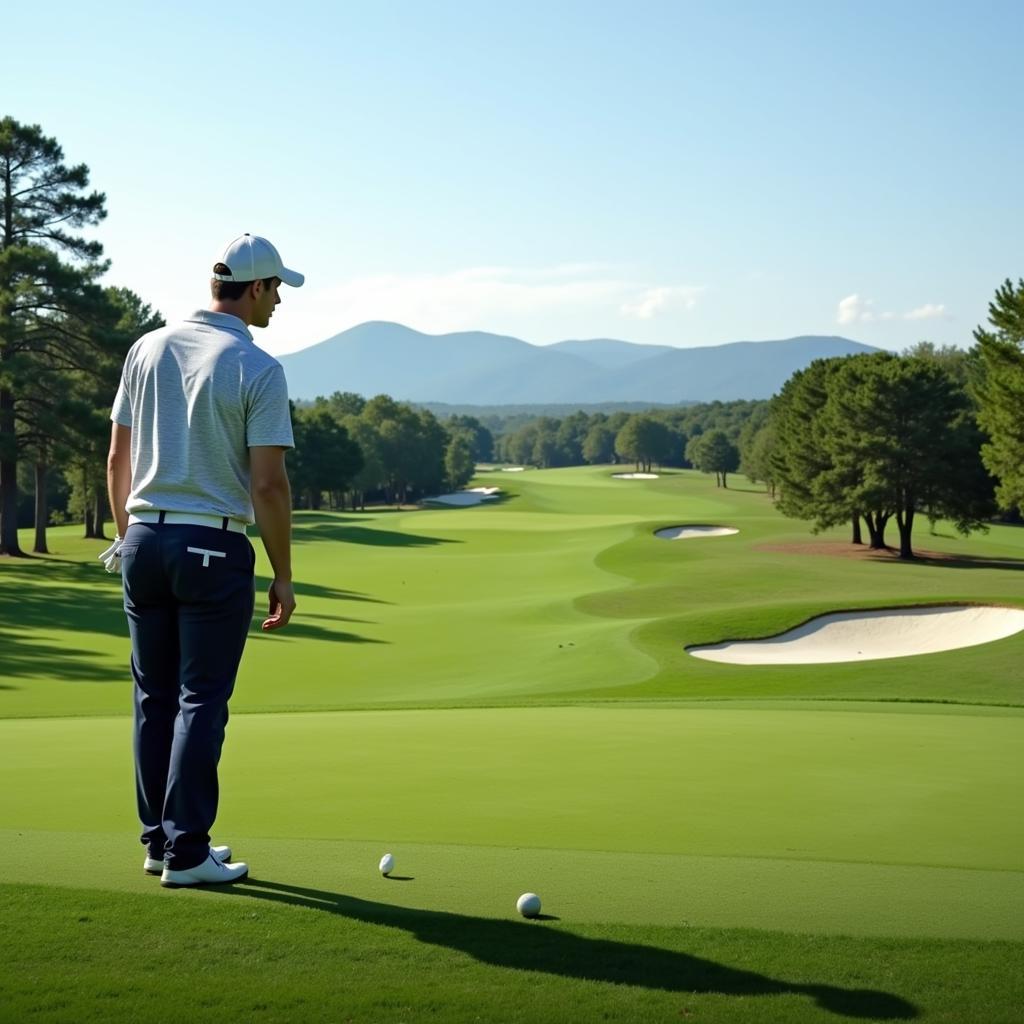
[3,1,1021,359]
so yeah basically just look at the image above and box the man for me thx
[105,234,301,887]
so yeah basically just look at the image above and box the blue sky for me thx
[3,1,1022,356]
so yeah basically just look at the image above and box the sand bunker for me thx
[502,466,526,472]
[423,487,501,507]
[687,605,1024,665]
[656,525,739,540]
[613,472,659,479]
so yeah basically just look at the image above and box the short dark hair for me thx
[210,264,276,301]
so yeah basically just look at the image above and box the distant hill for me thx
[279,321,879,404]
[545,337,676,368]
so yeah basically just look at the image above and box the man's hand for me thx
[262,578,296,631]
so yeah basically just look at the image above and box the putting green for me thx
[1,704,1021,939]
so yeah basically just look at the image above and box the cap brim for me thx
[279,267,304,287]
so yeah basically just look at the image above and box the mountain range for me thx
[279,321,879,404]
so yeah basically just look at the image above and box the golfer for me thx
[105,234,301,887]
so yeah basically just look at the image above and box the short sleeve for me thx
[111,370,133,427]
[246,364,295,448]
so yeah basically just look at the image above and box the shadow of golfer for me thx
[221,878,917,1020]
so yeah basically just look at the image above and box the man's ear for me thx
[249,279,265,299]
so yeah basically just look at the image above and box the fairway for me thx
[2,466,1023,1022]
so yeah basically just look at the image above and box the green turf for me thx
[3,706,1022,877]
[3,829,1022,942]
[2,465,1023,1021]
[3,882,1022,1024]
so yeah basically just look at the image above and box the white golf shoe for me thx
[160,851,248,888]
[145,844,232,875]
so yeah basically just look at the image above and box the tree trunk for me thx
[896,507,915,560]
[0,384,24,555]
[722,472,728,488]
[82,467,96,537]
[88,487,105,540]
[851,514,863,545]
[0,456,21,555]
[33,461,49,554]
[864,511,889,549]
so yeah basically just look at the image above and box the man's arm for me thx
[106,423,132,538]
[250,445,295,631]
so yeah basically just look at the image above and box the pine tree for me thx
[0,117,107,555]
[972,278,1024,513]
[774,352,993,559]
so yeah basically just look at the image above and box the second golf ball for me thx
[517,892,542,917]
[379,853,395,876]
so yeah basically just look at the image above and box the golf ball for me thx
[516,892,542,918]
[379,853,394,876]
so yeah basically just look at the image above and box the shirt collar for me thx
[185,309,253,340]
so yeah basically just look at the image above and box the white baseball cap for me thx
[212,234,304,287]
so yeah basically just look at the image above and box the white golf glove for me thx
[98,534,124,573]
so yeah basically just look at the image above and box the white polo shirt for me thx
[111,310,294,525]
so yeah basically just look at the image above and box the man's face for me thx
[251,277,281,328]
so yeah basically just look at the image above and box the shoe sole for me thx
[160,868,249,889]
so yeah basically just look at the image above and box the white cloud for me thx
[620,286,704,320]
[837,294,948,326]
[904,303,947,321]
[269,266,705,354]
[837,294,873,324]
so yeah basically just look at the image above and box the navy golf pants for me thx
[121,522,255,870]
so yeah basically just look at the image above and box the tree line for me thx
[287,397,754,507]
[289,393,487,509]
[495,403,750,483]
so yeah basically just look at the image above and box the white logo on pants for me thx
[187,546,227,568]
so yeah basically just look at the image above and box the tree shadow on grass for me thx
[254,576,391,606]
[250,577,389,644]
[0,556,125,613]
[0,559,129,682]
[0,635,124,684]
[0,561,392,679]
[292,524,460,548]
[247,614,387,645]
[871,549,1024,571]
[293,512,373,525]
[220,879,917,1020]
